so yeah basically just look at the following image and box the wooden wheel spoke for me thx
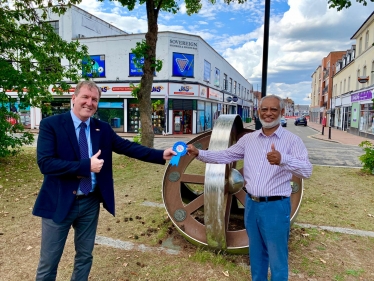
[184,194,204,214]
[224,194,232,230]
[181,173,205,184]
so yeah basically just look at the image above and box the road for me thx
[286,124,362,167]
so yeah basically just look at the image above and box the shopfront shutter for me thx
[172,99,194,110]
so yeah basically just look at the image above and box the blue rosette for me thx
[170,141,187,166]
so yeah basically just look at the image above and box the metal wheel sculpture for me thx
[162,114,303,254]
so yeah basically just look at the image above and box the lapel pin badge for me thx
[96,129,100,131]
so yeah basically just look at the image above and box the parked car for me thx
[294,116,307,126]
[280,117,287,127]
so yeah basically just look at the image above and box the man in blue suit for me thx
[33,81,175,280]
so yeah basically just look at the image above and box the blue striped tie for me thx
[79,122,92,195]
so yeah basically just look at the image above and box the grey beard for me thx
[259,115,281,129]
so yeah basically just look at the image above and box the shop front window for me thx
[151,99,165,135]
[212,103,220,127]
[205,102,212,130]
[96,98,124,132]
[42,98,71,119]
[360,103,374,134]
[197,101,205,133]
[1,98,31,129]
[128,99,140,133]
[128,98,165,134]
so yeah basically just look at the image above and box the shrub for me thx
[133,128,142,144]
[358,140,374,174]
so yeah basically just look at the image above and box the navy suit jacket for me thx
[33,112,165,223]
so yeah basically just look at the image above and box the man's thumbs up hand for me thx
[91,149,104,173]
[271,143,276,152]
[267,143,281,165]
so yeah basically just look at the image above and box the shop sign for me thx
[51,87,74,93]
[208,88,223,101]
[172,53,194,78]
[351,90,373,102]
[112,86,134,92]
[169,39,198,50]
[62,83,168,95]
[129,53,144,76]
[3,88,28,93]
[100,86,110,93]
[169,83,197,96]
[199,86,207,98]
[151,86,164,92]
[82,55,105,78]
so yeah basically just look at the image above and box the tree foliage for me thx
[103,0,246,147]
[327,0,373,10]
[0,0,89,158]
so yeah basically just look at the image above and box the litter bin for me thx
[245,117,250,123]
[111,117,121,128]
[249,117,252,123]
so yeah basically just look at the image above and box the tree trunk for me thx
[138,0,159,148]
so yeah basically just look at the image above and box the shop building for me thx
[5,5,254,135]
[332,11,374,139]
[4,5,126,129]
[310,66,322,123]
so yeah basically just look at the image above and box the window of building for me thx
[359,37,362,55]
[229,78,232,92]
[214,68,220,87]
[45,58,62,74]
[348,76,350,91]
[359,103,374,135]
[233,81,236,95]
[365,30,369,50]
[343,79,346,94]
[356,69,360,89]
[223,73,228,90]
[339,81,342,95]
[362,66,367,88]
[45,20,59,35]
[203,60,211,82]
[371,62,374,86]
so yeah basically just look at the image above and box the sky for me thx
[76,0,374,105]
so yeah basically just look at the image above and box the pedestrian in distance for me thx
[187,95,312,281]
[33,80,176,281]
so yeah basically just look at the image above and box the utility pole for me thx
[256,0,271,130]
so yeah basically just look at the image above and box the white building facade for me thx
[7,5,254,135]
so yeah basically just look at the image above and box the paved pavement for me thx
[306,121,373,146]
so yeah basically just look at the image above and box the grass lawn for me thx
[0,148,373,280]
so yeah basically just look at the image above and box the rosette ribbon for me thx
[170,141,187,166]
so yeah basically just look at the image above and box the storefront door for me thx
[173,110,192,134]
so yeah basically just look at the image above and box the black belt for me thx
[76,191,97,200]
[248,195,287,202]
[243,188,287,202]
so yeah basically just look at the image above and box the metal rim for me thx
[162,115,303,254]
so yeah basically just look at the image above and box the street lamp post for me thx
[255,0,271,131]
[328,98,332,139]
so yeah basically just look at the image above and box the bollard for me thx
[321,126,324,135]
[328,126,331,139]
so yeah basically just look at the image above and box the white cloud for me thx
[75,0,374,105]
[220,0,374,104]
